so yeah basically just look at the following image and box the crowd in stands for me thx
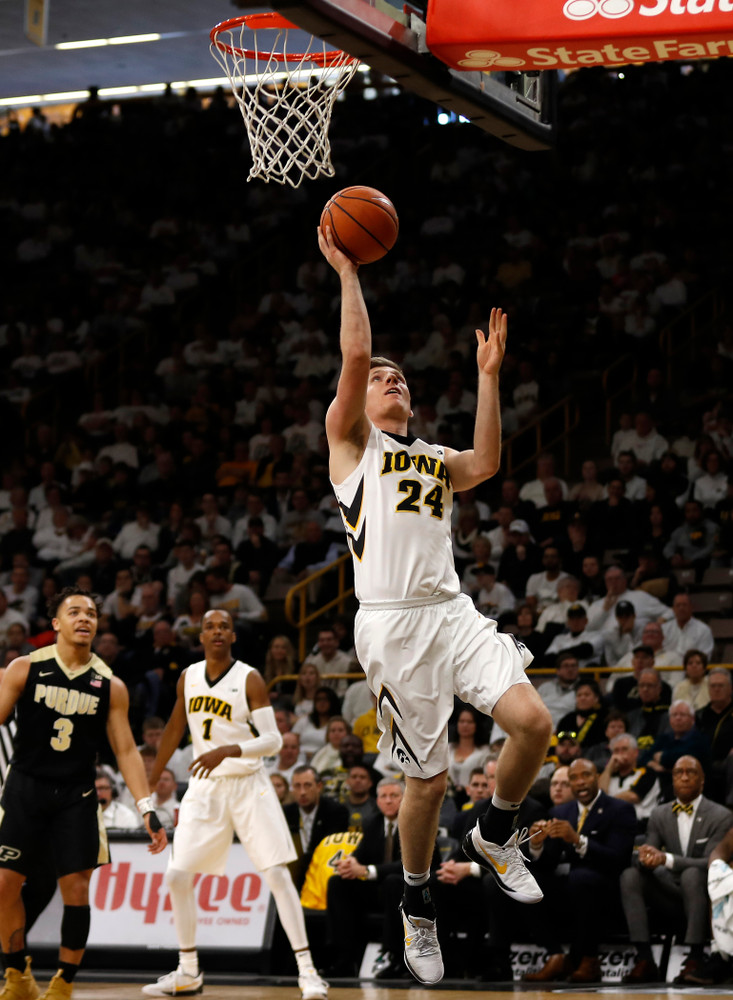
[1,57,733,982]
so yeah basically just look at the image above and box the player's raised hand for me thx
[475,307,507,377]
[317,224,358,276]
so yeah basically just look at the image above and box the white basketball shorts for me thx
[355,591,532,779]
[171,766,296,875]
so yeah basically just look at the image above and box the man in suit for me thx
[524,757,637,983]
[283,764,350,890]
[620,754,731,984]
[323,778,412,978]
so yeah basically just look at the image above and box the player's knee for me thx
[262,864,293,895]
[166,867,195,892]
[0,868,25,899]
[408,771,447,804]
[60,904,91,951]
[59,872,91,906]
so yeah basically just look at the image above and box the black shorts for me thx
[0,768,110,878]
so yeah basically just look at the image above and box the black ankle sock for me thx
[403,883,435,920]
[634,944,653,963]
[3,950,25,973]
[59,962,79,984]
[688,945,705,961]
[478,803,519,845]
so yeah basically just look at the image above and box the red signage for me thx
[426,0,733,70]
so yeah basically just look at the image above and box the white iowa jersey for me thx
[184,659,262,777]
[332,424,460,605]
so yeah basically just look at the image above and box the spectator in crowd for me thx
[544,604,604,669]
[663,500,718,577]
[695,668,733,804]
[112,504,160,561]
[586,564,671,633]
[235,515,281,597]
[95,769,141,830]
[525,546,568,615]
[626,412,669,468]
[536,652,581,729]
[497,519,542,597]
[620,756,731,984]
[283,764,349,890]
[310,717,352,774]
[535,576,586,638]
[473,564,515,619]
[342,764,379,831]
[673,649,711,711]
[556,680,607,749]
[548,765,575,806]
[292,662,321,719]
[642,700,711,792]
[292,687,342,761]
[602,600,644,668]
[662,592,715,659]
[0,590,28,653]
[265,731,305,784]
[166,540,206,613]
[585,710,628,770]
[568,460,606,510]
[598,733,660,831]
[447,707,491,796]
[626,669,672,754]
[524,758,636,983]
[264,634,299,697]
[611,645,673,712]
[307,625,354,698]
[205,565,267,636]
[172,589,208,653]
[2,564,38,622]
[519,453,568,508]
[151,767,180,830]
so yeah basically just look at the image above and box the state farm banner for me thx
[426,0,733,70]
[29,840,272,951]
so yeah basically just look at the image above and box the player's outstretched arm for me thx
[319,225,371,469]
[189,669,282,778]
[148,671,189,789]
[106,676,168,854]
[0,656,31,726]
[444,306,507,492]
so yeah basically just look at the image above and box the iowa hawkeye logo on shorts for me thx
[188,695,233,720]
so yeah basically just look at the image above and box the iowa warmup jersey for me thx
[12,646,112,785]
[332,424,460,605]
[184,659,263,777]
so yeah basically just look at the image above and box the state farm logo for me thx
[564,0,633,19]
[94,862,263,924]
[458,50,527,68]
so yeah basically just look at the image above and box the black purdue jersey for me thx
[12,646,112,785]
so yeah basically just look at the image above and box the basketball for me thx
[320,186,399,265]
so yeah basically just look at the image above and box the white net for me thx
[210,14,361,188]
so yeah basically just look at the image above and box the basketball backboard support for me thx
[231,0,556,150]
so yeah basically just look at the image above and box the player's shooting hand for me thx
[317,225,357,276]
[475,307,507,378]
[190,746,235,778]
[144,814,168,854]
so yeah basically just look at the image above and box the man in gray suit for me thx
[620,755,731,984]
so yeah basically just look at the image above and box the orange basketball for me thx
[320,186,399,265]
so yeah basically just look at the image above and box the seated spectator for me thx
[598,733,660,831]
[0,590,28,653]
[533,483,576,551]
[112,504,160,561]
[270,773,293,805]
[617,450,648,501]
[205,566,267,634]
[586,475,638,558]
[544,604,604,669]
[235,516,280,597]
[497,519,542,597]
[691,449,729,512]
[556,680,607,749]
[264,634,299,698]
[585,709,628,770]
[95,769,140,830]
[625,411,669,468]
[524,758,636,983]
[307,625,355,698]
[611,645,674,712]
[166,540,206,614]
[535,577,586,639]
[151,767,180,830]
[310,716,352,774]
[473,564,515,619]
[602,600,644,669]
[695,668,733,804]
[172,589,209,653]
[264,731,305,784]
[525,546,568,615]
[351,696,380,755]
[626,668,672,754]
[586,564,671,633]
[536,652,581,729]
[292,687,342,761]
[620,756,731,984]
[3,622,33,658]
[447,707,491,796]
[194,492,232,552]
[340,664,373,728]
[292,661,321,719]
[2,565,39,622]
[132,581,167,650]
[519,453,569,509]
[283,764,350,890]
[673,649,710,711]
[642,700,712,793]
[662,592,715,660]
[663,500,718,578]
[579,553,606,601]
[568,460,606,510]
[342,764,379,832]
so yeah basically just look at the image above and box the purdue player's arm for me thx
[189,668,283,779]
[319,225,372,482]
[0,656,31,726]
[443,307,507,492]
[148,670,189,789]
[106,675,168,854]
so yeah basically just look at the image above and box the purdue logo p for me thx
[0,846,21,862]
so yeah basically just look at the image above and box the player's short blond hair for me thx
[370,356,404,377]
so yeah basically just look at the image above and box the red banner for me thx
[426,0,733,70]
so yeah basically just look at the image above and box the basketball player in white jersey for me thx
[318,224,553,985]
[142,610,327,1000]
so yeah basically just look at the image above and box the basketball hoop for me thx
[210,12,360,188]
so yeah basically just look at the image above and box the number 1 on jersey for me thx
[201,718,213,740]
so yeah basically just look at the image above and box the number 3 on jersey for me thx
[396,479,444,519]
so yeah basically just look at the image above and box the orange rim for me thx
[210,12,357,66]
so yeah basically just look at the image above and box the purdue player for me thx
[142,609,327,1000]
[318,225,553,985]
[0,587,167,1000]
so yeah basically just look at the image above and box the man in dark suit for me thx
[324,778,413,978]
[283,764,350,890]
[620,754,732,984]
[524,757,637,983]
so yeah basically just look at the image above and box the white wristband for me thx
[137,796,155,816]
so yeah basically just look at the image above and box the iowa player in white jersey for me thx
[142,610,327,1000]
[319,225,553,985]
[0,587,167,1000]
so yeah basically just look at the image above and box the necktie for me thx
[576,805,588,832]
[384,821,395,863]
[673,802,693,815]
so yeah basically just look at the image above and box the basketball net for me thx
[210,13,361,188]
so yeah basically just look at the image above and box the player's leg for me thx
[261,865,327,1000]
[141,867,202,997]
[38,868,93,999]
[0,868,39,1000]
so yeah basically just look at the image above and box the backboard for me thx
[230,0,556,150]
